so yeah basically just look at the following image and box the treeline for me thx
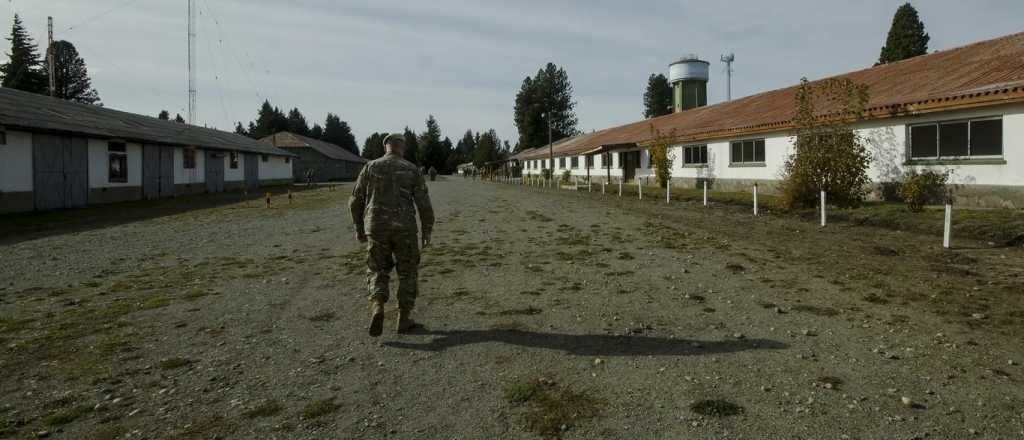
[361,115,509,174]
[0,14,101,104]
[223,102,360,156]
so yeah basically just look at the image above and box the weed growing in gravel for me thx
[299,398,340,419]
[243,400,284,418]
[526,211,553,222]
[45,403,94,426]
[791,304,840,316]
[862,293,890,304]
[690,399,744,417]
[158,357,192,370]
[308,312,336,322]
[503,378,604,438]
[497,307,543,316]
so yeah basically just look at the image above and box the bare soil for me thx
[1,179,1023,439]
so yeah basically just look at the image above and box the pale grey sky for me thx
[6,1,1023,147]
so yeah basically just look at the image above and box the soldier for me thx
[349,133,435,336]
[428,166,438,181]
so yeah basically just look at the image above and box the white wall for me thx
[224,152,243,182]
[0,130,33,192]
[258,155,293,180]
[174,147,205,185]
[87,139,143,188]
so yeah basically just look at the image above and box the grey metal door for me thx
[32,134,89,210]
[143,144,160,199]
[205,151,225,193]
[159,147,174,198]
[244,153,259,191]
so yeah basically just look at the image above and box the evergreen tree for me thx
[158,110,170,120]
[174,113,186,123]
[322,113,359,155]
[1,14,46,94]
[252,100,288,138]
[643,73,672,118]
[234,122,247,136]
[440,137,454,173]
[310,123,324,139]
[362,132,385,160]
[877,3,930,65]
[247,121,258,137]
[473,129,501,167]
[49,40,100,104]
[286,107,310,136]
[419,115,448,171]
[402,127,421,165]
[513,63,578,151]
[456,130,477,156]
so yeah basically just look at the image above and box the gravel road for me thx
[1,178,1022,439]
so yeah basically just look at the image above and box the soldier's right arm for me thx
[349,164,370,239]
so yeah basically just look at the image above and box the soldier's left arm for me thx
[412,170,435,241]
[349,165,370,241]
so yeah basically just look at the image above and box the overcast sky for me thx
[6,1,1023,147]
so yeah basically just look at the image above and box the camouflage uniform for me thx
[349,153,434,312]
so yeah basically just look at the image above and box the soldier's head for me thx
[383,133,406,156]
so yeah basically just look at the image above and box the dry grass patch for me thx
[503,378,604,438]
[299,397,340,420]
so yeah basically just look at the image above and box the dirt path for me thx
[1,179,1022,439]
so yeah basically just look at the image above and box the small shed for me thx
[261,132,366,182]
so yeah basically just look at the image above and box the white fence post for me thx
[638,180,643,200]
[943,203,953,249]
[820,190,827,227]
[753,184,759,216]
[618,178,623,197]
[588,178,592,192]
[703,180,708,207]
[666,181,671,204]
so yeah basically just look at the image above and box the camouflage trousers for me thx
[365,231,421,311]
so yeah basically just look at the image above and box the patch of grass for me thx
[490,321,526,331]
[84,424,128,440]
[308,312,336,322]
[690,399,744,418]
[139,295,172,310]
[526,210,553,223]
[243,400,284,419]
[791,304,841,317]
[725,263,745,273]
[158,357,192,370]
[503,378,604,438]
[299,397,340,420]
[519,290,542,296]
[0,316,35,333]
[616,252,634,260]
[497,307,543,316]
[45,403,93,426]
[862,293,890,305]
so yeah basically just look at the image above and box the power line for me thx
[65,0,142,33]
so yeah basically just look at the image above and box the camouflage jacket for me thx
[349,153,434,237]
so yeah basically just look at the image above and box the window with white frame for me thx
[570,156,579,168]
[183,147,197,169]
[108,141,128,183]
[730,139,765,164]
[229,151,239,169]
[559,157,566,168]
[909,117,1002,159]
[682,145,708,165]
[585,155,593,168]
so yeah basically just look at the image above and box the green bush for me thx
[561,169,571,185]
[898,169,949,212]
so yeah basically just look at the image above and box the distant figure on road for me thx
[349,133,435,336]
[428,166,437,181]
[305,168,315,186]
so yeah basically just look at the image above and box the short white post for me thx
[820,190,827,227]
[753,184,759,216]
[666,181,671,204]
[602,181,606,194]
[943,203,953,249]
[588,178,592,192]
[638,180,643,200]
[618,178,623,197]
[703,180,708,207]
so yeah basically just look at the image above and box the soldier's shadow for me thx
[383,329,787,356]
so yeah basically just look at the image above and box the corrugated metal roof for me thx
[260,132,367,163]
[0,87,295,157]
[515,31,1024,160]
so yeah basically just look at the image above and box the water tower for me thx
[669,55,709,112]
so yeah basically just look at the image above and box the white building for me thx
[0,88,294,214]
[517,32,1024,208]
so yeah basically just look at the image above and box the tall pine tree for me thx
[456,130,477,156]
[419,115,448,171]
[323,113,359,155]
[362,132,385,160]
[252,100,288,138]
[234,122,248,136]
[286,108,310,136]
[643,73,672,118]
[473,129,501,167]
[1,14,46,94]
[158,110,170,120]
[402,127,421,165]
[310,123,324,139]
[877,3,930,65]
[513,63,579,151]
[49,40,100,104]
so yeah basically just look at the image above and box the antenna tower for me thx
[187,0,197,124]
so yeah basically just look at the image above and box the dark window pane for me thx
[754,140,766,162]
[939,122,968,157]
[731,142,742,163]
[970,119,1002,156]
[700,145,708,164]
[108,142,126,152]
[743,140,754,162]
[910,125,937,158]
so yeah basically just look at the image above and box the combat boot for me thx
[368,302,384,337]
[396,309,417,334]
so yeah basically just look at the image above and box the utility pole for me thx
[47,17,55,97]
[721,53,735,101]
[187,0,197,125]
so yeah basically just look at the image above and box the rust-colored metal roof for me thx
[515,31,1024,160]
[260,132,367,163]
